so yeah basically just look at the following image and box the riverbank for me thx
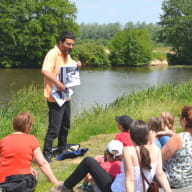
[1,80,192,191]
[150,59,168,65]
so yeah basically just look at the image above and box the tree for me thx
[109,29,153,66]
[124,21,162,43]
[71,43,110,67]
[159,0,192,64]
[79,22,122,43]
[0,0,79,67]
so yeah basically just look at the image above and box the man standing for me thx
[42,31,81,162]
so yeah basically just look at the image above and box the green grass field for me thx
[1,79,192,191]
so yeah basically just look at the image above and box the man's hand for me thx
[76,60,82,68]
[56,81,65,92]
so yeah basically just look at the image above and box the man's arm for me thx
[76,60,82,68]
[42,70,65,92]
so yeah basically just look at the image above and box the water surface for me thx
[0,66,192,115]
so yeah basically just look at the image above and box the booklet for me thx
[59,64,80,88]
[51,63,80,107]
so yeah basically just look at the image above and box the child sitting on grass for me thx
[158,111,175,147]
[114,115,133,146]
[50,140,123,192]
[147,113,175,148]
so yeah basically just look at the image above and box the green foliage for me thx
[151,52,167,60]
[124,21,162,42]
[109,28,153,66]
[71,43,110,67]
[0,84,47,141]
[0,0,79,67]
[78,22,163,46]
[79,22,122,42]
[159,0,192,64]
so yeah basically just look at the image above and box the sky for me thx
[72,0,163,26]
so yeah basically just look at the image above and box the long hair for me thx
[130,120,151,170]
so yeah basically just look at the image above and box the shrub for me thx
[109,28,153,66]
[71,43,110,67]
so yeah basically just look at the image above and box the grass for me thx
[1,79,192,191]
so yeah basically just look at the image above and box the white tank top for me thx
[111,149,158,192]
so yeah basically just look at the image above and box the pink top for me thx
[100,161,121,178]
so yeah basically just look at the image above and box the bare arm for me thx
[161,134,182,161]
[156,130,175,137]
[124,147,135,192]
[41,70,65,91]
[76,60,82,68]
[155,150,172,192]
[33,147,62,186]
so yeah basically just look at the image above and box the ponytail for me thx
[140,145,151,171]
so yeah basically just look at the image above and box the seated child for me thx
[158,111,175,147]
[147,116,162,147]
[114,115,133,146]
[96,115,133,164]
[76,140,123,192]
[147,113,175,148]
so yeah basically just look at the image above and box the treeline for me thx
[0,0,192,68]
[78,22,161,45]
[71,22,162,67]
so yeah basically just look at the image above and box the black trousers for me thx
[64,157,113,192]
[43,101,71,157]
[0,174,37,192]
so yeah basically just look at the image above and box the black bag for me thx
[0,174,37,192]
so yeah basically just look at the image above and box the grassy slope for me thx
[35,80,192,191]
[1,79,192,191]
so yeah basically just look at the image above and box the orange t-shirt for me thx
[0,133,40,183]
[41,45,76,102]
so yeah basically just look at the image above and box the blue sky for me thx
[72,0,163,25]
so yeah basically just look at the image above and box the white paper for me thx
[59,64,80,88]
[51,63,80,107]
[52,88,73,107]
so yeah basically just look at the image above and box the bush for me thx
[109,28,153,66]
[71,43,110,67]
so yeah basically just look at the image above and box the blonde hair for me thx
[13,112,34,133]
[160,112,175,131]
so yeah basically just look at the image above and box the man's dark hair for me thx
[58,31,76,42]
